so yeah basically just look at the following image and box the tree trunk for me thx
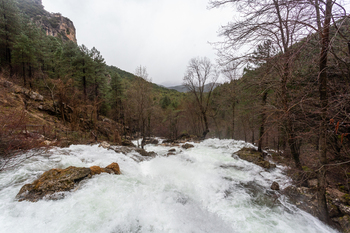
[281,55,301,168]
[232,100,235,139]
[317,0,332,224]
[29,64,33,89]
[83,59,87,103]
[201,111,209,140]
[258,91,267,152]
[22,58,26,87]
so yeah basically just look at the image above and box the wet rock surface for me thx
[121,139,135,147]
[282,185,350,232]
[271,182,280,190]
[16,163,121,202]
[233,148,276,169]
[182,143,194,149]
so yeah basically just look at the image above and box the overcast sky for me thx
[41,0,233,86]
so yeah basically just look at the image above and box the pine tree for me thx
[0,0,21,73]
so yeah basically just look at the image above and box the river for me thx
[0,139,337,232]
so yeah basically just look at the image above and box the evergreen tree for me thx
[0,0,21,72]
[12,18,40,88]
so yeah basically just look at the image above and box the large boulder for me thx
[16,166,91,202]
[16,163,121,202]
[233,148,276,169]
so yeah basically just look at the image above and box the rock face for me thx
[37,13,77,43]
[19,0,77,43]
[16,163,121,202]
[234,148,276,169]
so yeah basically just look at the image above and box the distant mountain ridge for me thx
[167,83,220,93]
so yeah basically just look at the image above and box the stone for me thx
[16,166,91,202]
[182,143,194,149]
[16,163,121,202]
[111,146,133,155]
[327,202,341,218]
[308,179,318,188]
[105,163,121,175]
[283,186,319,217]
[234,147,275,170]
[327,188,348,204]
[271,182,280,190]
[332,215,350,233]
[90,166,106,175]
[90,164,121,175]
[135,148,157,157]
[99,141,110,149]
[339,204,350,216]
[143,138,159,145]
[259,160,271,169]
[178,133,191,139]
[234,148,261,163]
[163,139,174,143]
[122,139,135,147]
[168,148,176,152]
[29,91,44,101]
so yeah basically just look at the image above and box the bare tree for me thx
[210,0,348,223]
[316,0,333,224]
[210,0,314,168]
[132,65,152,148]
[183,57,219,140]
[222,62,239,139]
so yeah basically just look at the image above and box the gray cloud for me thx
[41,0,233,86]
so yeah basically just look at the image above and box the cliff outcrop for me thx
[38,13,77,43]
[17,0,77,43]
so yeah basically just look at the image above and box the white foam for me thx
[0,139,338,233]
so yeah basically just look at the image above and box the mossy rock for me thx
[332,215,350,233]
[16,166,91,202]
[16,163,121,202]
[234,148,276,169]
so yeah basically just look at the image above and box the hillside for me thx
[167,82,220,93]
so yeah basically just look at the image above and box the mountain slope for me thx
[167,82,220,93]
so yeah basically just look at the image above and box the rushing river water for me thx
[0,139,338,233]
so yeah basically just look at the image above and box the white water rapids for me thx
[0,139,338,233]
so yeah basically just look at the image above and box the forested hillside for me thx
[0,0,187,143]
[1,0,350,229]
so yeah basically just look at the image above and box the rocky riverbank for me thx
[234,147,350,232]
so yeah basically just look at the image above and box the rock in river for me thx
[16,163,121,202]
[233,147,276,169]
